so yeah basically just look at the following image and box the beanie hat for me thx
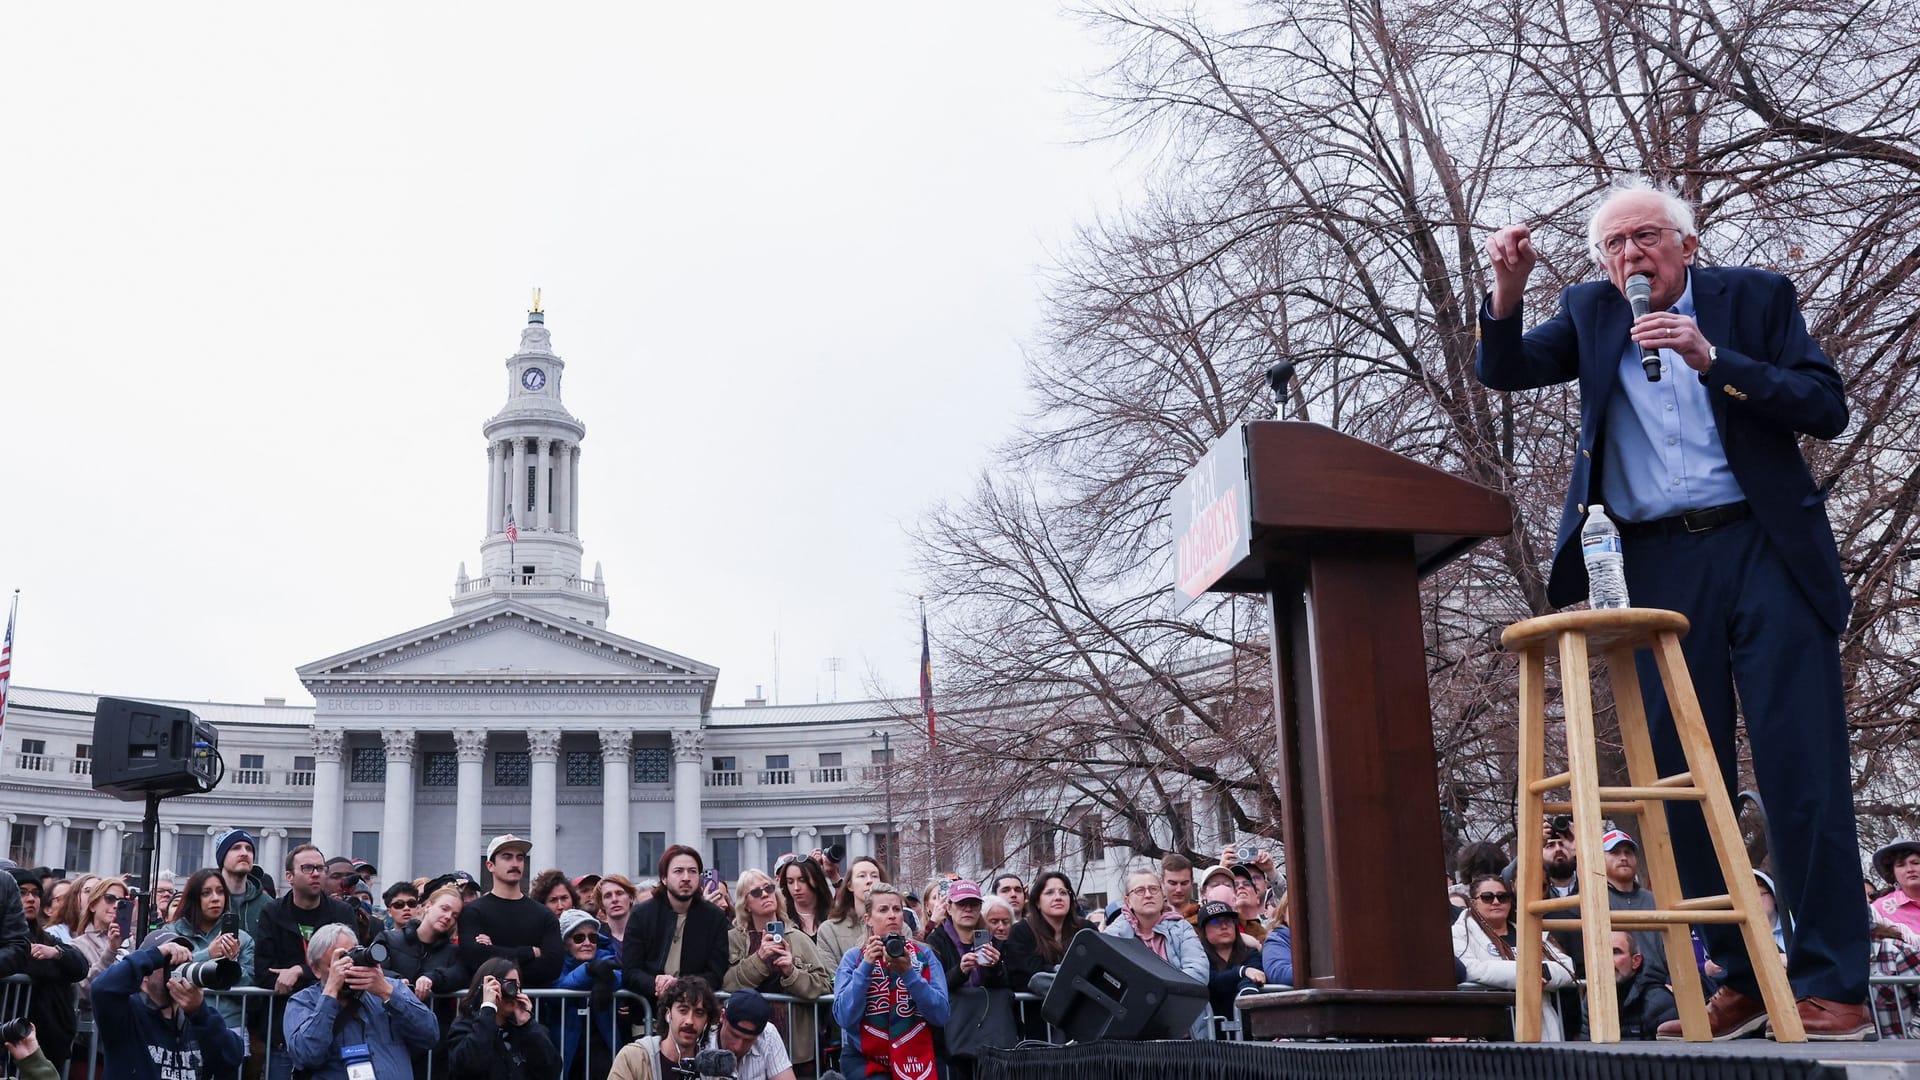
[214,829,258,870]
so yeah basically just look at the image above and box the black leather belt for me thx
[1618,501,1751,539]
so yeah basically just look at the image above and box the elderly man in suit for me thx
[1477,178,1869,1041]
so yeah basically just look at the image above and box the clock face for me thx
[521,367,547,391]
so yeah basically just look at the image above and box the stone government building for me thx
[1,305,1086,893]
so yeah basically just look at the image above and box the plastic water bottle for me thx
[1582,504,1630,609]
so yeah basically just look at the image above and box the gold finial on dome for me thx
[530,287,543,315]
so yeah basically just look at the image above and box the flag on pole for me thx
[505,509,519,544]
[0,593,17,736]
[918,600,936,749]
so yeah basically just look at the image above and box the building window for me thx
[7,823,37,866]
[237,754,267,784]
[633,748,670,784]
[566,751,602,787]
[240,754,265,770]
[819,752,842,768]
[712,756,736,772]
[74,743,92,776]
[350,747,386,784]
[637,832,666,876]
[494,751,531,787]
[17,738,48,772]
[763,754,792,785]
[65,828,93,873]
[979,823,1006,868]
[871,747,893,765]
[1081,891,1109,913]
[526,465,537,511]
[21,739,45,755]
[1079,813,1105,862]
[423,752,458,787]
[813,752,845,783]
[120,831,142,873]
[1028,821,1056,865]
[818,832,847,860]
[711,836,741,882]
[174,834,205,878]
[352,832,381,866]
[286,833,311,855]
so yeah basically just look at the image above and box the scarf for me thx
[942,922,983,987]
[860,942,938,1080]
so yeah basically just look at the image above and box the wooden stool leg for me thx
[1609,647,1710,1041]
[1651,633,1804,1041]
[1560,630,1619,1042]
[1513,646,1549,1042]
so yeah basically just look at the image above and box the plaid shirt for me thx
[1869,936,1920,1039]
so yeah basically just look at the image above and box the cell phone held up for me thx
[765,921,785,945]
[221,911,240,938]
[113,896,136,939]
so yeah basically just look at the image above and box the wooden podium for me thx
[1170,421,1516,1039]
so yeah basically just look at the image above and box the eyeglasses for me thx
[295,864,326,876]
[1595,226,1684,257]
[746,884,777,899]
[1126,885,1162,897]
[1474,891,1515,905]
[568,932,597,944]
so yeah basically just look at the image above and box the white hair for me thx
[1587,177,1697,259]
[981,895,1016,920]
[306,922,358,966]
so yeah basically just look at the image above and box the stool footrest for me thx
[1528,772,1572,795]
[1527,895,1583,915]
[1542,910,1748,931]
[1543,799,1680,815]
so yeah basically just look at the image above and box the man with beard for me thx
[255,845,368,1080]
[1605,931,1676,1039]
[1103,870,1209,1038]
[458,834,563,987]
[216,829,272,941]
[624,845,730,1008]
[0,869,85,1074]
[1544,817,1579,898]
[607,975,719,1080]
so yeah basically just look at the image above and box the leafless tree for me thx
[896,0,1920,881]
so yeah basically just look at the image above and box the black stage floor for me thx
[976,1037,1920,1079]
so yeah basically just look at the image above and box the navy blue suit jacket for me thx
[1476,265,1850,633]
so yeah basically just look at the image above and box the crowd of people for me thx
[0,818,1915,1078]
[0,830,1293,1080]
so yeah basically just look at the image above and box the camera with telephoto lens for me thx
[0,1017,32,1044]
[669,1047,738,1079]
[346,940,390,968]
[882,933,907,959]
[171,958,242,991]
[1548,814,1575,839]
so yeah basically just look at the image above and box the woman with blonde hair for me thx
[71,876,131,1019]
[48,873,98,943]
[726,868,830,1072]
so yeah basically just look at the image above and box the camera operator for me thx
[0,869,85,1073]
[255,844,369,1080]
[2,1020,61,1080]
[91,928,246,1079]
[283,923,440,1080]
[446,958,561,1080]
[831,884,949,1080]
[606,975,717,1080]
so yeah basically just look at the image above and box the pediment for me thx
[297,602,717,684]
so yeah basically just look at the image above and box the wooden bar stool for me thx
[1501,608,1801,1043]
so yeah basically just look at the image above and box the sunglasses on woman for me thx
[1475,891,1515,904]
[568,931,597,944]
[746,884,777,899]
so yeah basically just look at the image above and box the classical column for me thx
[600,728,632,874]
[788,826,817,864]
[528,728,561,865]
[158,824,179,880]
[569,446,582,534]
[455,729,488,877]
[554,441,572,536]
[380,728,417,882]
[672,729,705,849]
[98,821,126,876]
[736,827,765,876]
[535,438,552,530]
[260,828,287,883]
[310,727,346,859]
[846,824,873,862]
[42,817,69,870]
[511,438,529,531]
[486,441,501,534]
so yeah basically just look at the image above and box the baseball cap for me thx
[573,873,602,893]
[724,988,773,1035]
[948,880,983,903]
[1199,864,1235,890]
[1197,900,1237,925]
[559,908,601,940]
[140,927,184,952]
[1229,864,1256,883]
[487,834,532,860]
[1600,829,1638,852]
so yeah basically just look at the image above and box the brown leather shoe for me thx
[1657,986,1768,1041]
[1770,997,1874,1041]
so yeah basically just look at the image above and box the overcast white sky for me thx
[1,5,1142,709]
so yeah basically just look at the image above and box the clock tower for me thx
[451,295,611,626]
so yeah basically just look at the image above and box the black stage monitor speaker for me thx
[1040,928,1210,1041]
[91,696,220,800]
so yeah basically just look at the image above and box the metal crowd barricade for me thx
[1872,973,1920,1039]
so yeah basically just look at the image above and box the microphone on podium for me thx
[1625,274,1661,382]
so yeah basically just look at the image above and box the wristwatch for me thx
[1699,344,1717,385]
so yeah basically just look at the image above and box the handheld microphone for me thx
[1625,274,1660,382]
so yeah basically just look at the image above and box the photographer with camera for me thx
[606,975,719,1080]
[447,958,561,1080]
[831,883,949,1080]
[548,908,621,1080]
[1,1019,60,1080]
[0,869,84,1074]
[91,928,246,1078]
[256,845,370,1080]
[283,923,439,1080]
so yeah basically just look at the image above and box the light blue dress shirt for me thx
[1599,272,1746,521]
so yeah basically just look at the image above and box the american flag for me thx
[0,594,15,735]
[919,602,936,749]
[505,509,519,544]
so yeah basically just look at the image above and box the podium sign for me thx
[1168,426,1250,612]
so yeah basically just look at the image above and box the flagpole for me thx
[0,589,19,736]
[920,595,937,878]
